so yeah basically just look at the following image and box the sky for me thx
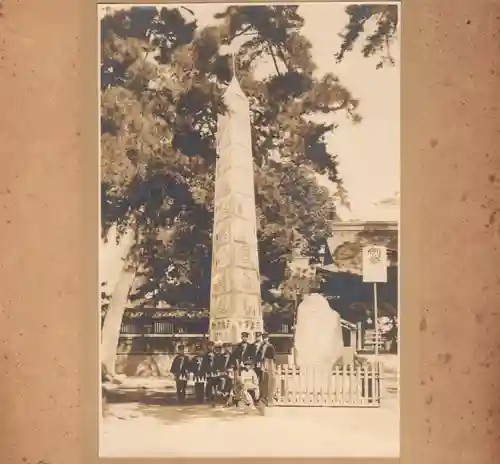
[99,3,400,287]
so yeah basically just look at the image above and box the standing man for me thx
[217,342,234,373]
[253,331,263,352]
[261,332,276,362]
[201,340,217,402]
[232,331,254,372]
[170,344,189,404]
[213,341,224,402]
[190,344,206,404]
[259,332,277,406]
[216,342,234,395]
[253,331,264,384]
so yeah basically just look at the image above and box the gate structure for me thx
[274,362,380,407]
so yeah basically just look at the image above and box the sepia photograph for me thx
[99,2,400,458]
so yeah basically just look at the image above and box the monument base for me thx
[210,317,263,344]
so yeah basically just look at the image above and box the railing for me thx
[274,363,380,407]
[120,322,145,335]
[120,318,208,336]
[154,321,175,334]
[120,317,295,337]
[361,329,394,353]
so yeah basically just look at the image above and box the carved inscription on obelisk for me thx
[209,70,262,344]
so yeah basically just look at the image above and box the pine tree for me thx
[100,5,361,373]
[336,4,399,69]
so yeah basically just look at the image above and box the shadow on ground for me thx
[106,402,264,425]
[103,380,266,423]
[142,403,261,424]
[106,388,182,406]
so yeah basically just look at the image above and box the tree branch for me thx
[305,100,350,114]
[233,24,254,39]
[180,6,195,17]
[267,41,282,76]
[276,46,292,73]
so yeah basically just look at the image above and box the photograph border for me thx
[91,1,405,462]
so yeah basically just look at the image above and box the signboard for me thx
[362,246,388,283]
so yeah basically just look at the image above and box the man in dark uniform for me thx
[232,331,255,372]
[252,331,265,384]
[261,332,276,362]
[222,342,234,369]
[201,340,217,402]
[189,344,206,404]
[215,342,234,399]
[259,332,277,406]
[213,341,224,400]
[253,331,263,353]
[216,342,234,375]
[170,344,189,403]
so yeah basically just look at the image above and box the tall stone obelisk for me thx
[209,60,262,344]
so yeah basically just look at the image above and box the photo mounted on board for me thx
[99,2,400,458]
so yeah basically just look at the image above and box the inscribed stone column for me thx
[209,72,262,344]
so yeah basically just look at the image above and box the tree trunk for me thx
[101,263,136,376]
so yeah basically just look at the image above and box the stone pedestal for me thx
[209,74,262,343]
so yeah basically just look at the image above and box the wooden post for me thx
[356,321,363,351]
[292,291,299,366]
[373,283,379,358]
[264,358,276,406]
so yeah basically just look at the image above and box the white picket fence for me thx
[274,363,380,407]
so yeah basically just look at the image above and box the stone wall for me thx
[115,350,354,377]
[116,353,175,377]
[116,352,293,377]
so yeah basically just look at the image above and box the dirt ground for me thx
[100,396,399,457]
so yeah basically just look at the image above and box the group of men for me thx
[170,331,276,407]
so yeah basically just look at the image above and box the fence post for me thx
[267,359,276,406]
[351,328,357,352]
[356,321,363,351]
[375,361,381,405]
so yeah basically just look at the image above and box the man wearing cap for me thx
[214,342,233,404]
[170,345,189,403]
[221,366,236,407]
[259,332,277,406]
[201,341,217,402]
[212,341,224,403]
[232,331,255,372]
[216,342,234,374]
[261,332,276,362]
[252,331,265,385]
[189,344,206,404]
[219,342,234,393]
